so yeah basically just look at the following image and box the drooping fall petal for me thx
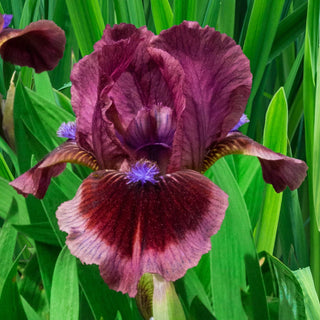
[201,132,307,192]
[56,168,228,297]
[152,21,252,171]
[0,19,65,72]
[10,141,98,198]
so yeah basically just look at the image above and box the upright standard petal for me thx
[71,26,145,166]
[0,20,65,72]
[10,141,98,198]
[124,106,177,173]
[108,44,185,130]
[202,132,308,192]
[94,23,154,50]
[56,167,228,297]
[152,21,252,171]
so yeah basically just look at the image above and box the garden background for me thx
[0,0,320,319]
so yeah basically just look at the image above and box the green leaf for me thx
[0,136,19,175]
[99,0,115,26]
[0,178,29,224]
[312,13,320,231]
[150,0,173,34]
[34,72,55,104]
[276,187,308,269]
[13,222,60,246]
[18,254,50,319]
[14,82,74,155]
[243,0,285,119]
[126,0,146,27]
[0,153,14,180]
[176,269,214,316]
[189,297,215,320]
[294,268,320,320]
[19,0,41,28]
[205,158,268,320]
[35,243,61,303]
[78,264,137,320]
[53,89,74,114]
[0,223,27,320]
[50,246,79,320]
[303,0,320,294]
[201,0,220,28]
[216,0,235,37]
[0,246,27,320]
[66,0,104,56]
[20,296,43,320]
[255,87,288,254]
[0,222,17,294]
[51,0,77,89]
[262,252,306,320]
[269,2,307,61]
[173,0,196,24]
[113,0,130,24]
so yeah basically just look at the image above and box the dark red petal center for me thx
[124,105,177,171]
[56,169,228,296]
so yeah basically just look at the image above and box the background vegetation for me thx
[0,0,319,319]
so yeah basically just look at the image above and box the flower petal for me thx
[71,25,146,165]
[56,168,228,297]
[152,21,252,171]
[124,105,177,172]
[202,132,307,192]
[10,141,98,198]
[0,20,65,73]
[10,162,65,199]
[91,102,133,169]
[94,23,154,49]
[108,44,185,130]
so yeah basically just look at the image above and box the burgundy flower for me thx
[0,13,65,72]
[10,22,307,297]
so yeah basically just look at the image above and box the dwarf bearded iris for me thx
[10,22,307,297]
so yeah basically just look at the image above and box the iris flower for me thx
[10,22,307,297]
[0,13,65,72]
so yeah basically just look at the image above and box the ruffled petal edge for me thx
[56,168,228,296]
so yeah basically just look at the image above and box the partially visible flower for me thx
[10,22,307,297]
[0,13,65,72]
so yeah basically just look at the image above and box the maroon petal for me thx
[56,168,228,297]
[71,26,145,165]
[152,21,252,171]
[202,132,308,192]
[10,141,98,199]
[0,20,65,73]
[70,52,100,152]
[94,23,154,49]
[124,105,177,173]
[108,44,185,130]
[91,102,133,170]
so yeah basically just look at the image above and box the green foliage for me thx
[0,0,319,319]
[255,88,288,253]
